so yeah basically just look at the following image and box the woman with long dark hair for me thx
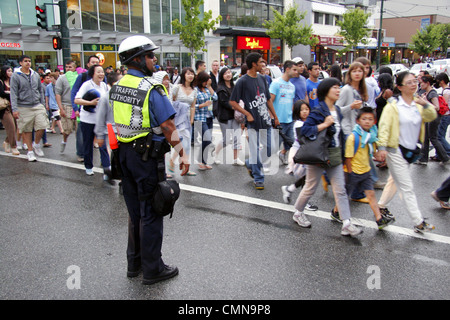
[377,71,437,233]
[212,67,244,166]
[193,71,217,170]
[0,65,19,155]
[292,78,362,236]
[170,67,197,176]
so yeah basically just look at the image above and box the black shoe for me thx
[330,208,342,223]
[379,207,395,221]
[376,215,394,230]
[142,265,179,285]
[127,267,141,278]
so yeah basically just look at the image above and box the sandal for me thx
[198,164,212,170]
[186,171,197,176]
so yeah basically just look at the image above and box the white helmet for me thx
[292,57,303,64]
[118,35,159,65]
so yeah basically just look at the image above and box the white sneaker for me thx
[33,143,44,157]
[60,142,66,153]
[341,222,363,236]
[86,168,94,176]
[281,186,291,204]
[293,210,311,228]
[16,141,23,150]
[27,151,37,162]
[233,158,245,166]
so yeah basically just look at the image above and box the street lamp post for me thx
[376,0,384,70]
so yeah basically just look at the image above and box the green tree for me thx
[435,23,450,57]
[410,24,443,58]
[336,8,371,55]
[172,0,221,67]
[263,5,317,54]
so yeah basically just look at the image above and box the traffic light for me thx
[36,5,48,30]
[52,36,62,50]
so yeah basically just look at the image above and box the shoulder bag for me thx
[0,80,10,110]
[293,110,332,168]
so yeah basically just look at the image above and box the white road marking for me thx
[2,150,450,245]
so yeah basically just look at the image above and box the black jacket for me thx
[216,84,234,123]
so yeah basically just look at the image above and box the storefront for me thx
[82,43,118,69]
[215,28,282,67]
[0,40,58,71]
[311,35,345,66]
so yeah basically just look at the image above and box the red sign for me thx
[0,42,21,48]
[317,36,344,46]
[237,36,271,50]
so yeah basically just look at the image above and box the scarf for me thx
[352,124,378,156]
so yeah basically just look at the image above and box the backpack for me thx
[438,88,450,116]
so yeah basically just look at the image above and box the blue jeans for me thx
[437,115,450,157]
[80,121,110,170]
[246,125,273,183]
[195,118,213,165]
[280,122,294,151]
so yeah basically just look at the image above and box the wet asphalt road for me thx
[0,127,449,302]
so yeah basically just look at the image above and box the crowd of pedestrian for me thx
[1,46,450,284]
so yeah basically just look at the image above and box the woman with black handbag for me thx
[292,78,363,237]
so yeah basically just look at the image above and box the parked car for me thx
[433,59,450,76]
[373,64,409,80]
[409,63,437,77]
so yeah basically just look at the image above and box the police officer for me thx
[111,35,189,285]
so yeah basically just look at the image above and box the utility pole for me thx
[58,0,71,72]
[376,0,384,70]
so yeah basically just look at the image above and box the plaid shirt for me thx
[194,87,218,122]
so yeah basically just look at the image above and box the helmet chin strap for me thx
[139,54,153,76]
[127,54,153,76]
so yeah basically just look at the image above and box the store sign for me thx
[317,36,344,46]
[236,36,270,50]
[0,42,21,48]
[83,43,116,51]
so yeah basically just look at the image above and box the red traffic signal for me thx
[52,36,62,50]
[36,5,48,30]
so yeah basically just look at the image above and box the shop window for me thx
[0,51,22,69]
[0,1,19,25]
[24,51,57,71]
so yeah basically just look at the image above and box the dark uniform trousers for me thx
[119,142,165,279]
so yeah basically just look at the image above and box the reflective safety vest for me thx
[109,74,168,143]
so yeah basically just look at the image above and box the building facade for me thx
[0,0,223,71]
[0,0,289,72]
[375,14,450,64]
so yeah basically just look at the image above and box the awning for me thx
[214,26,268,37]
